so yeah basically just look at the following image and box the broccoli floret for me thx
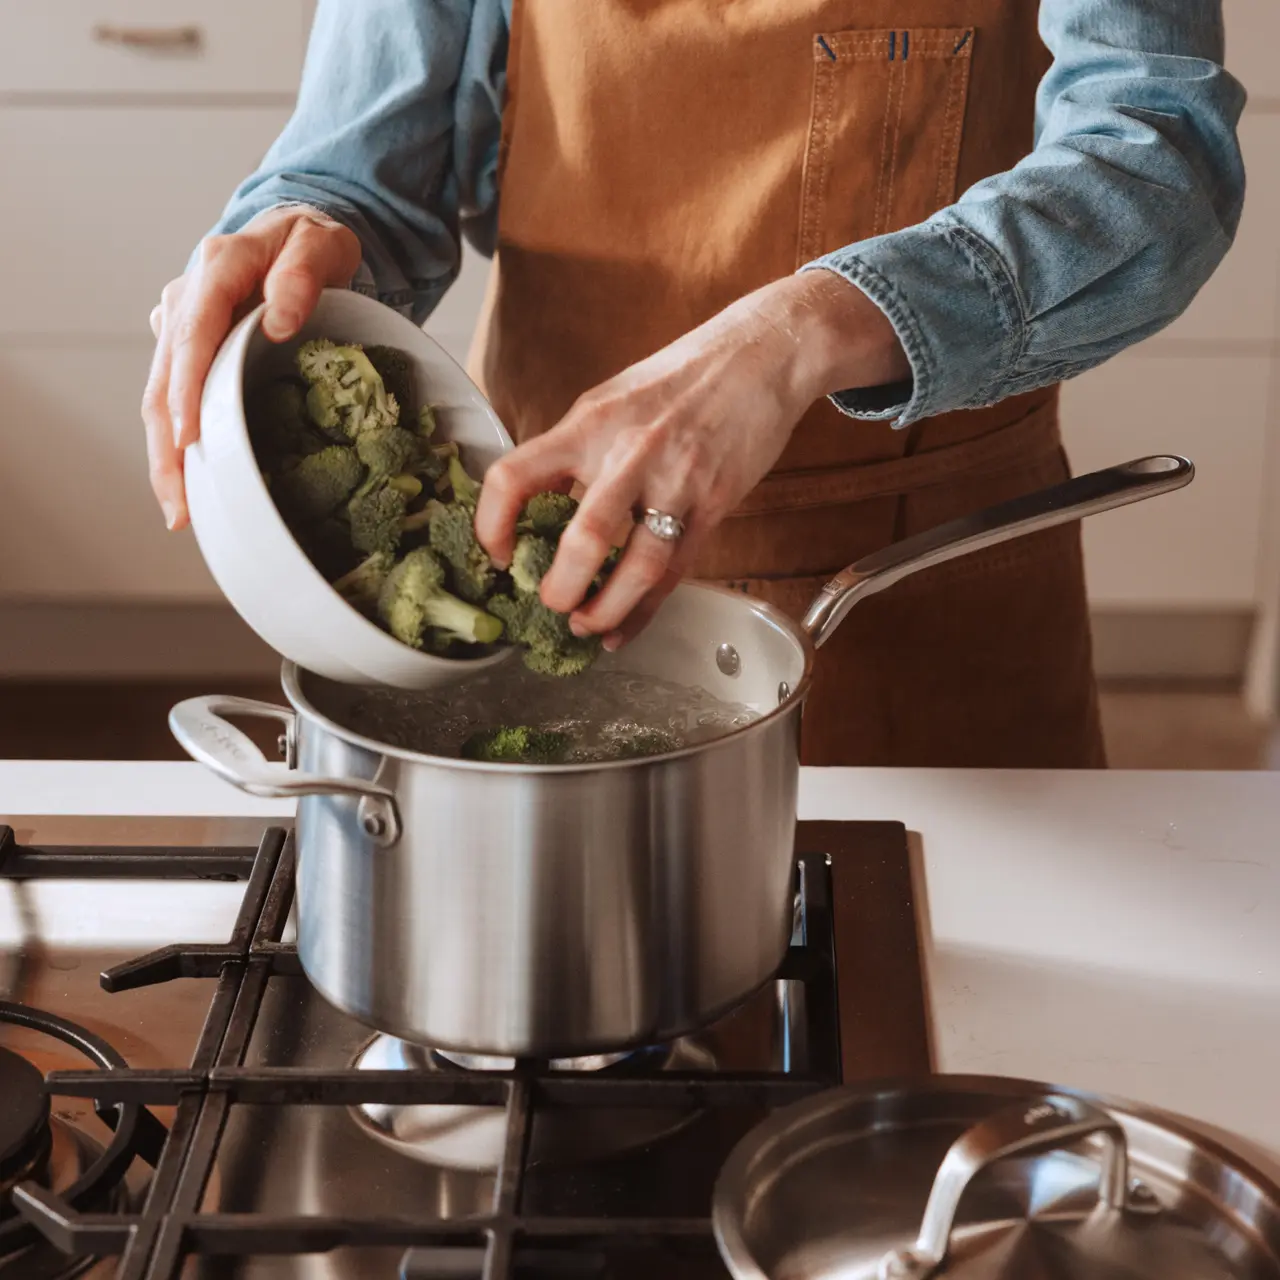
[522,635,601,677]
[416,440,458,489]
[297,339,399,440]
[447,455,482,508]
[519,492,578,537]
[427,500,497,604]
[487,590,601,677]
[460,726,572,764]
[274,446,363,523]
[348,485,409,556]
[332,550,395,612]
[356,426,420,485]
[364,345,415,420]
[510,535,556,597]
[417,405,438,437]
[490,535,607,676]
[377,547,505,649]
[247,377,326,464]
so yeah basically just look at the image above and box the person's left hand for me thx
[473,270,910,649]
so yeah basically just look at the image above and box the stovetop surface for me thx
[0,819,928,1280]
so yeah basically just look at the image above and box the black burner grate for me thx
[0,823,854,1279]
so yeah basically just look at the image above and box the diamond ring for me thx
[640,508,686,542]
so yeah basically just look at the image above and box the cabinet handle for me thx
[92,24,203,52]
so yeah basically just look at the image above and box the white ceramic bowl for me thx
[186,288,514,688]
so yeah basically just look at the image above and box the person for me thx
[142,0,1245,768]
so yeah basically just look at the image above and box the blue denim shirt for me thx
[209,0,1247,427]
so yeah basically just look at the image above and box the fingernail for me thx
[603,632,623,652]
[262,309,296,341]
[171,412,184,449]
[162,500,179,531]
[569,617,590,638]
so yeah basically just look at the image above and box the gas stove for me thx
[0,818,929,1279]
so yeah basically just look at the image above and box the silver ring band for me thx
[640,508,685,542]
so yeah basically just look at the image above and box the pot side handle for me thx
[803,455,1194,649]
[168,695,401,844]
[878,1092,1155,1279]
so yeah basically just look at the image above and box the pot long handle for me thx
[802,455,1194,649]
[169,696,400,844]
[878,1093,1153,1279]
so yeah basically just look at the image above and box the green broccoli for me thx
[417,439,458,489]
[487,590,602,677]
[519,492,578,537]
[297,339,400,440]
[356,426,420,485]
[522,635,601,677]
[448,455,482,508]
[332,550,395,612]
[348,485,409,556]
[489,533,608,676]
[364,345,415,420]
[460,726,573,764]
[274,445,364,523]
[417,405,438,437]
[510,534,556,597]
[377,547,504,649]
[427,499,497,603]
[247,377,326,463]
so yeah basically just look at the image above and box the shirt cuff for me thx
[801,218,1022,429]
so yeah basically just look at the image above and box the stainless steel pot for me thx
[712,1074,1280,1279]
[170,456,1192,1057]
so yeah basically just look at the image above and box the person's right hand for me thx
[143,204,362,530]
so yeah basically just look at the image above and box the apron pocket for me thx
[798,25,975,264]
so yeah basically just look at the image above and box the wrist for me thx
[764,270,911,405]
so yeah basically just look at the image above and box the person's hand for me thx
[142,204,362,530]
[474,269,910,649]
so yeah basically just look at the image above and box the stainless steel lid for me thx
[712,1074,1280,1280]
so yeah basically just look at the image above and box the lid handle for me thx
[879,1093,1155,1279]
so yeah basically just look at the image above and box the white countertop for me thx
[3,762,1278,1173]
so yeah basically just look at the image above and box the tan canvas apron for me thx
[469,0,1106,768]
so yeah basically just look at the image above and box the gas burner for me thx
[0,1003,148,1279]
[352,1034,717,1172]
[0,1047,52,1211]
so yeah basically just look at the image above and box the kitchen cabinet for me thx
[0,7,303,622]
[1060,354,1271,610]
[0,107,295,337]
[0,1,309,98]
[0,341,222,600]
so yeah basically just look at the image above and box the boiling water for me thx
[322,663,761,762]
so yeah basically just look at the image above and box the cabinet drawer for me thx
[0,106,293,336]
[0,0,309,98]
[0,340,220,602]
[1060,353,1270,609]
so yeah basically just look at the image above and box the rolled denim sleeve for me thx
[806,0,1248,427]
[203,0,491,325]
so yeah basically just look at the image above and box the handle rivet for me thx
[778,681,791,704]
[277,734,289,760]
[716,643,741,677]
[362,813,387,838]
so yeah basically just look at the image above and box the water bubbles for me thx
[325,665,761,762]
